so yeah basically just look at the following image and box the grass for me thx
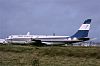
[0,44,100,66]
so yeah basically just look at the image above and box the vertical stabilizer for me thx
[71,19,91,38]
[27,32,30,35]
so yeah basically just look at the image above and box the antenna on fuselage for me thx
[53,33,55,36]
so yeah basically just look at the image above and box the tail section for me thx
[71,19,91,38]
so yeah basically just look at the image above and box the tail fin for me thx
[71,19,91,38]
[27,32,30,35]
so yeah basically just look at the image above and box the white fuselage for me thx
[4,19,92,45]
[0,39,7,44]
[6,34,81,45]
[6,35,73,44]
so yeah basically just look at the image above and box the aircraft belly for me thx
[39,38,82,43]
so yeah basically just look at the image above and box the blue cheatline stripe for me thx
[83,19,91,24]
[71,30,89,38]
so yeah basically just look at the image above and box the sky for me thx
[0,0,100,42]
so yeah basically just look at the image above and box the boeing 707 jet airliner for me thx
[6,19,92,46]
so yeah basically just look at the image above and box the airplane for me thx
[0,39,7,44]
[6,19,92,46]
